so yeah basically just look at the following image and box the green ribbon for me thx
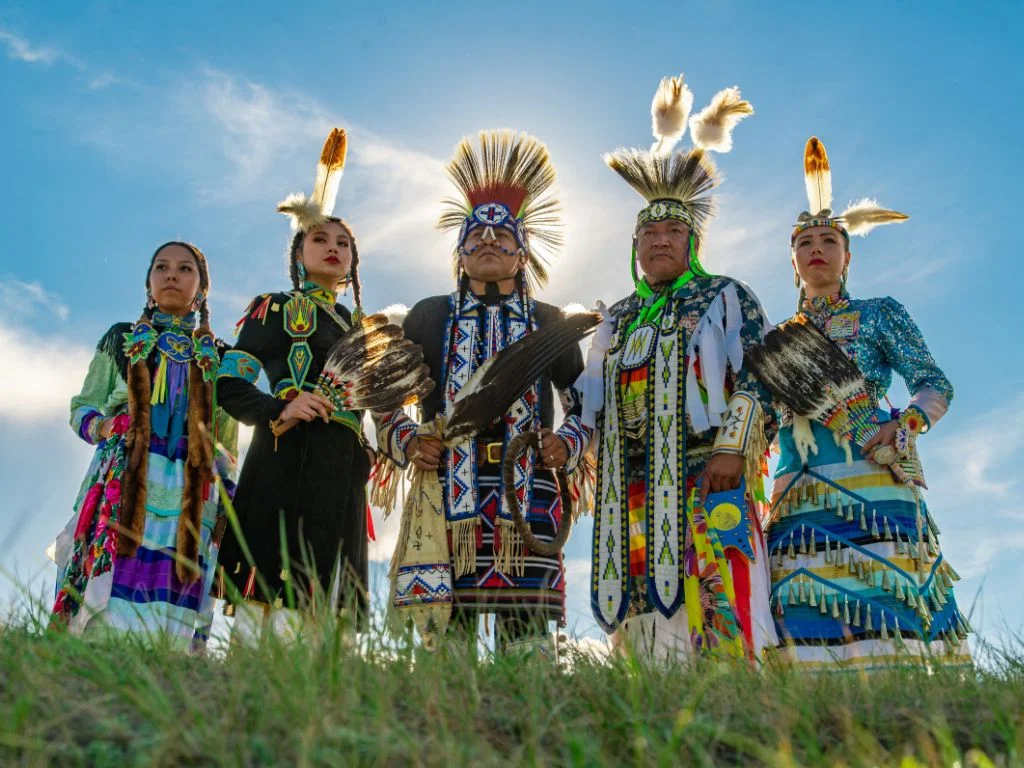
[626,233,710,335]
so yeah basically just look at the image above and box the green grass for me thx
[1,605,1022,768]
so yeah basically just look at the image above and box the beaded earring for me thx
[146,289,156,309]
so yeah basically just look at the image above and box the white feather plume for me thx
[838,198,909,236]
[650,75,694,154]
[276,193,325,232]
[689,87,754,153]
[377,303,410,327]
[277,128,348,232]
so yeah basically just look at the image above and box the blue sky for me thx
[1,0,1021,652]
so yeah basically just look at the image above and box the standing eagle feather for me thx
[277,127,349,232]
[803,136,832,215]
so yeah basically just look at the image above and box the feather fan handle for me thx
[310,128,348,217]
[802,137,833,215]
[650,74,694,154]
[689,87,753,153]
[838,198,909,236]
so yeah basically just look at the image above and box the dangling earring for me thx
[192,291,205,311]
[296,260,307,283]
[146,289,156,309]
[793,271,801,288]
[841,266,849,291]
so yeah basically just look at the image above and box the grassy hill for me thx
[0,610,1020,767]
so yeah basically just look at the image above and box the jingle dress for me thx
[765,290,971,668]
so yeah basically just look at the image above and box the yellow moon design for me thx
[709,502,742,531]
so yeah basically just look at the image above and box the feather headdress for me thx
[605,72,754,235]
[438,129,562,292]
[277,128,349,232]
[793,136,908,242]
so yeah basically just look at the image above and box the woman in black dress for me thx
[216,129,373,642]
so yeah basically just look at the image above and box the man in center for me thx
[373,130,590,655]
[578,74,779,660]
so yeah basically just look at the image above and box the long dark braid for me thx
[120,241,215,584]
[287,216,363,314]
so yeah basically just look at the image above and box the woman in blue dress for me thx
[763,138,971,668]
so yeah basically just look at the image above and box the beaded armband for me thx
[712,392,759,456]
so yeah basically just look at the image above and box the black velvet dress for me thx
[216,286,370,615]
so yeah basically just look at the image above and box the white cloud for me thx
[0,26,62,65]
[0,324,92,422]
[87,71,132,90]
[191,70,453,276]
[0,277,70,321]
[0,278,88,422]
[929,394,1024,503]
[923,394,1024,582]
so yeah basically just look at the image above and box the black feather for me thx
[745,316,865,416]
[444,312,600,443]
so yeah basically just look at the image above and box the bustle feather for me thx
[803,137,833,215]
[443,312,601,444]
[689,87,754,153]
[603,148,718,229]
[650,74,693,154]
[277,127,348,231]
[838,197,909,236]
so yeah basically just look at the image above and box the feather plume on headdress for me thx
[689,87,754,153]
[792,136,909,242]
[802,136,833,216]
[603,147,719,230]
[650,74,693,154]
[438,129,562,291]
[838,198,909,236]
[606,73,753,236]
[277,128,348,231]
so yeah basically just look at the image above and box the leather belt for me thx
[476,441,504,466]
